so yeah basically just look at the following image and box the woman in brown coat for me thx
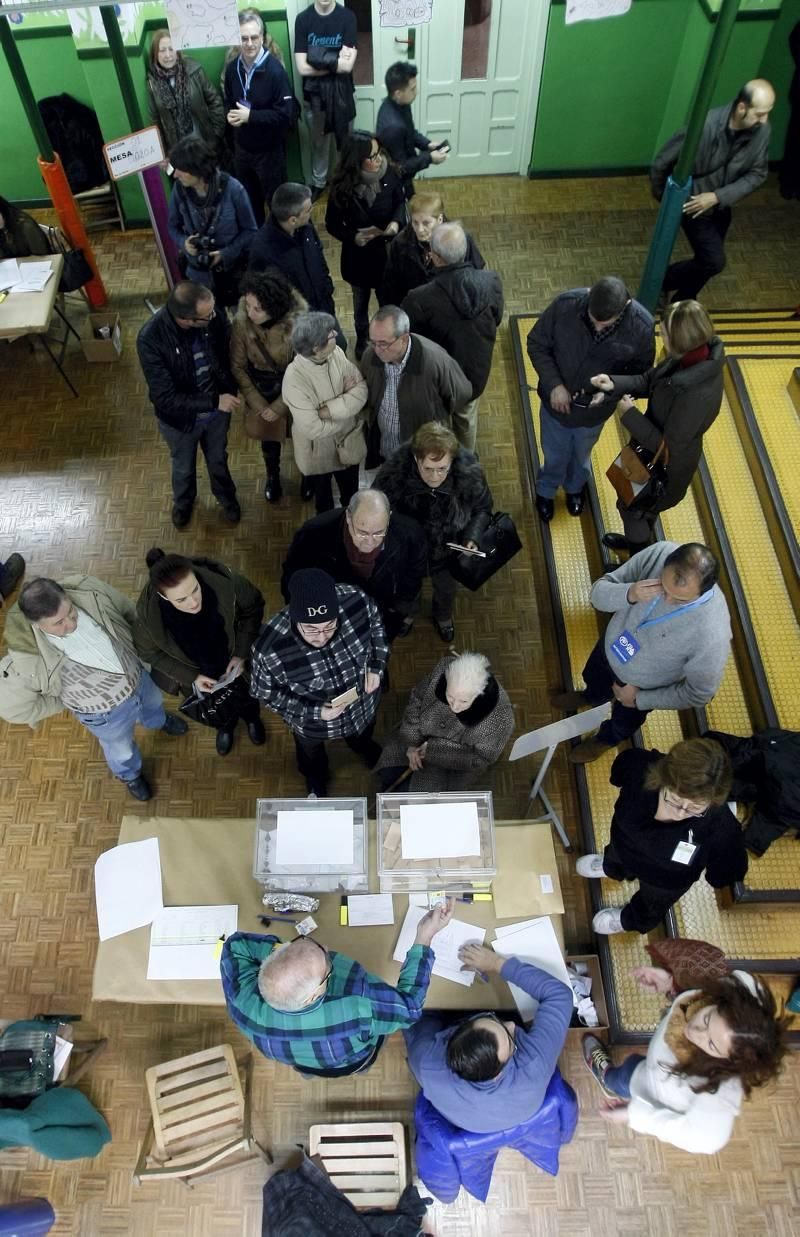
[146,30,225,158]
[230,268,307,502]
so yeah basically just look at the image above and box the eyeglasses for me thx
[298,935,332,990]
[370,337,399,351]
[662,789,709,818]
[241,35,262,44]
[348,517,389,542]
[364,147,381,162]
[297,620,338,637]
[188,307,216,324]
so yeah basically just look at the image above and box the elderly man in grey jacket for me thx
[551,542,731,763]
[652,78,774,302]
[0,576,187,799]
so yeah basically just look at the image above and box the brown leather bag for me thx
[646,937,729,994]
[607,438,669,508]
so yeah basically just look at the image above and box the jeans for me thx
[581,637,651,747]
[537,403,606,498]
[664,208,732,301]
[313,464,360,514]
[72,670,166,782]
[603,1054,642,1099]
[352,285,374,348]
[603,840,686,933]
[158,412,237,514]
[234,145,287,227]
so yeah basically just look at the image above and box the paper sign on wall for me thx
[565,0,632,25]
[165,0,242,51]
[103,127,165,181]
[379,1,433,29]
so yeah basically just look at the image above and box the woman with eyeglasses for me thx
[325,131,406,357]
[579,737,748,935]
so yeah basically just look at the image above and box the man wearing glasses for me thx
[221,900,453,1077]
[403,941,573,1132]
[249,567,388,796]
[137,281,241,529]
[280,489,425,640]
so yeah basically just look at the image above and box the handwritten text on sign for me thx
[103,127,165,181]
[379,0,433,28]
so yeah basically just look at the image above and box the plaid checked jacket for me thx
[249,584,389,739]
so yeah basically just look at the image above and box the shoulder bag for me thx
[606,438,669,509]
[179,675,252,730]
[447,511,522,592]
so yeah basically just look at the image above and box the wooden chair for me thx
[133,1045,271,1188]
[309,1122,407,1209]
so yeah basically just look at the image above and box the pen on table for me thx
[258,914,299,926]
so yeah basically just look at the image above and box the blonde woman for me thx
[379,190,484,307]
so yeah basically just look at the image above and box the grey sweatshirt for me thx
[590,542,731,711]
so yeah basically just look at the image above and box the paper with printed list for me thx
[276,809,354,867]
[492,917,571,1020]
[400,801,480,860]
[147,904,238,980]
[347,894,395,927]
[393,905,485,987]
[94,836,163,941]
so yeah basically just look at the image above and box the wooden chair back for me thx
[309,1121,407,1209]
[146,1044,245,1164]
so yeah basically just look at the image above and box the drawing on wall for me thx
[67,5,142,46]
[565,0,632,25]
[379,0,434,28]
[164,0,241,50]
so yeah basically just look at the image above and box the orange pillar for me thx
[38,152,108,308]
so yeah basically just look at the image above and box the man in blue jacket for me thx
[224,9,296,225]
[404,942,574,1133]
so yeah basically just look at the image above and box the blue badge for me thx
[610,629,640,664]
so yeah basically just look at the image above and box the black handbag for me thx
[447,512,522,592]
[179,675,251,730]
[59,247,93,292]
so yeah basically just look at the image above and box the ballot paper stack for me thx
[377,792,496,893]
[0,258,54,294]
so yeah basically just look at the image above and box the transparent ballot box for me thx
[254,797,369,893]
[377,792,496,893]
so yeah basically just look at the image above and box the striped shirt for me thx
[377,339,411,456]
[249,584,389,739]
[221,932,434,1073]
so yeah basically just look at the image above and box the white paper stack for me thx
[94,837,164,940]
[147,904,238,980]
[399,801,481,859]
[491,917,571,1020]
[347,894,395,927]
[276,809,354,866]
[393,905,485,987]
[8,261,54,294]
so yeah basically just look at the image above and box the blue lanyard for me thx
[237,48,267,100]
[635,590,712,631]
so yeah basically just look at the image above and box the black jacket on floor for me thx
[137,306,236,431]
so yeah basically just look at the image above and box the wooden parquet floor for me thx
[1,174,799,1236]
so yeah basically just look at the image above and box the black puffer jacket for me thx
[402,262,504,397]
[136,304,237,431]
[374,445,492,566]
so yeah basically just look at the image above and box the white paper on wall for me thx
[565,0,632,26]
[379,1,434,30]
[164,0,242,51]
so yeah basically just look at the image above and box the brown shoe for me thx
[549,688,588,711]
[569,738,612,765]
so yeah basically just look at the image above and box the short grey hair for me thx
[371,304,410,338]
[257,940,328,1011]
[348,488,390,518]
[271,182,311,223]
[291,311,337,358]
[18,578,67,623]
[444,651,491,701]
[238,7,264,34]
[431,221,467,265]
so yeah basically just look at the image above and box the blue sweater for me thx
[403,959,574,1133]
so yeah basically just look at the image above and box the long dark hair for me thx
[0,196,21,229]
[673,974,788,1097]
[328,130,382,208]
[146,547,194,593]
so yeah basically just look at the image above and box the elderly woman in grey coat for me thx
[375,652,514,792]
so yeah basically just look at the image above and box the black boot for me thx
[300,474,315,502]
[261,442,283,503]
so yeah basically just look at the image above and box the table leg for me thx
[38,333,78,397]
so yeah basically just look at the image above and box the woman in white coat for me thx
[282,312,368,514]
[583,965,787,1154]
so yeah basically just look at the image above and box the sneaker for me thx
[0,553,25,600]
[161,713,188,736]
[576,853,606,878]
[592,906,625,934]
[582,1033,616,1096]
[125,774,152,801]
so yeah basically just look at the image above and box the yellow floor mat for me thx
[737,358,800,542]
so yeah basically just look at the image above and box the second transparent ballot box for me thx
[377,791,496,893]
[254,797,369,893]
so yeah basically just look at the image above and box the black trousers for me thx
[312,464,360,514]
[234,145,287,227]
[222,691,261,733]
[581,637,651,747]
[603,841,689,933]
[293,724,379,791]
[664,207,732,301]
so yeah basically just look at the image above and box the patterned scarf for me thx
[150,56,194,140]
[355,155,388,208]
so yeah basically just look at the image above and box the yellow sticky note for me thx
[339,905,348,926]
[213,940,224,960]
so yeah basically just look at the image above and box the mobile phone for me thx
[571,391,595,408]
[329,685,359,709]
[446,542,487,558]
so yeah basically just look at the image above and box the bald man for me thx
[220,901,453,1077]
[651,79,775,301]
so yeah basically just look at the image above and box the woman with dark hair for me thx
[325,131,406,357]
[230,267,307,502]
[374,421,492,642]
[0,195,50,260]
[583,965,787,1154]
[146,29,225,157]
[578,737,748,935]
[133,549,265,756]
[167,136,256,306]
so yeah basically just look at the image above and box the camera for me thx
[192,233,216,270]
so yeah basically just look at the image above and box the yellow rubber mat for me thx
[737,359,800,543]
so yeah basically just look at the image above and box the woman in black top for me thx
[133,549,265,756]
[577,738,748,934]
[0,195,50,260]
[325,130,406,356]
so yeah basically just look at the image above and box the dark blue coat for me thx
[248,215,336,315]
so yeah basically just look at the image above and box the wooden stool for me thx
[309,1121,407,1209]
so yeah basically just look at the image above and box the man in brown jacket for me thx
[360,305,472,464]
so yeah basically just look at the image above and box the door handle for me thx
[394,28,416,58]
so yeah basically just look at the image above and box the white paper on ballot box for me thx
[399,801,480,860]
[393,905,485,986]
[492,916,571,1020]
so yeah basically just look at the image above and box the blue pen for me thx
[258,914,299,926]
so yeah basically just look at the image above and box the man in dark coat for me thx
[652,79,775,301]
[402,221,503,451]
[376,61,448,195]
[293,0,357,199]
[248,182,337,316]
[136,281,241,529]
[223,9,295,226]
[280,489,426,639]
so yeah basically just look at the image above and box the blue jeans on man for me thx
[537,403,605,498]
[72,670,166,782]
[158,411,237,516]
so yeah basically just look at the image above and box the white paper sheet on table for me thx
[399,801,480,860]
[147,904,238,980]
[0,258,21,288]
[8,261,53,293]
[393,905,485,986]
[275,809,354,866]
[94,837,163,940]
[491,916,571,1020]
[347,894,395,927]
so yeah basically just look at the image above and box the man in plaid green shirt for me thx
[221,901,453,1076]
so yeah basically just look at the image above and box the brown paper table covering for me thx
[91,816,564,1010]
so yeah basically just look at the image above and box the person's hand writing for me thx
[406,742,426,771]
[184,235,200,258]
[590,373,614,392]
[364,670,381,695]
[224,655,245,678]
[683,191,718,218]
[218,394,241,413]
[458,942,503,976]
[549,384,572,414]
[631,965,674,995]
[414,897,454,947]
[320,702,347,721]
[599,1100,630,1123]
[194,674,218,693]
[612,682,639,708]
[318,403,332,420]
[227,104,251,127]
[626,577,663,604]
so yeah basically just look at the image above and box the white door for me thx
[285,0,547,178]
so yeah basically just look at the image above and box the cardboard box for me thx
[81,312,122,362]
[565,954,609,1037]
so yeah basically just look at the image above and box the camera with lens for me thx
[192,232,216,270]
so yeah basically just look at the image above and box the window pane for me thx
[351,0,373,87]
[461,0,492,80]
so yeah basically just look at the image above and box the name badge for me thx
[610,629,640,664]
[671,840,697,865]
